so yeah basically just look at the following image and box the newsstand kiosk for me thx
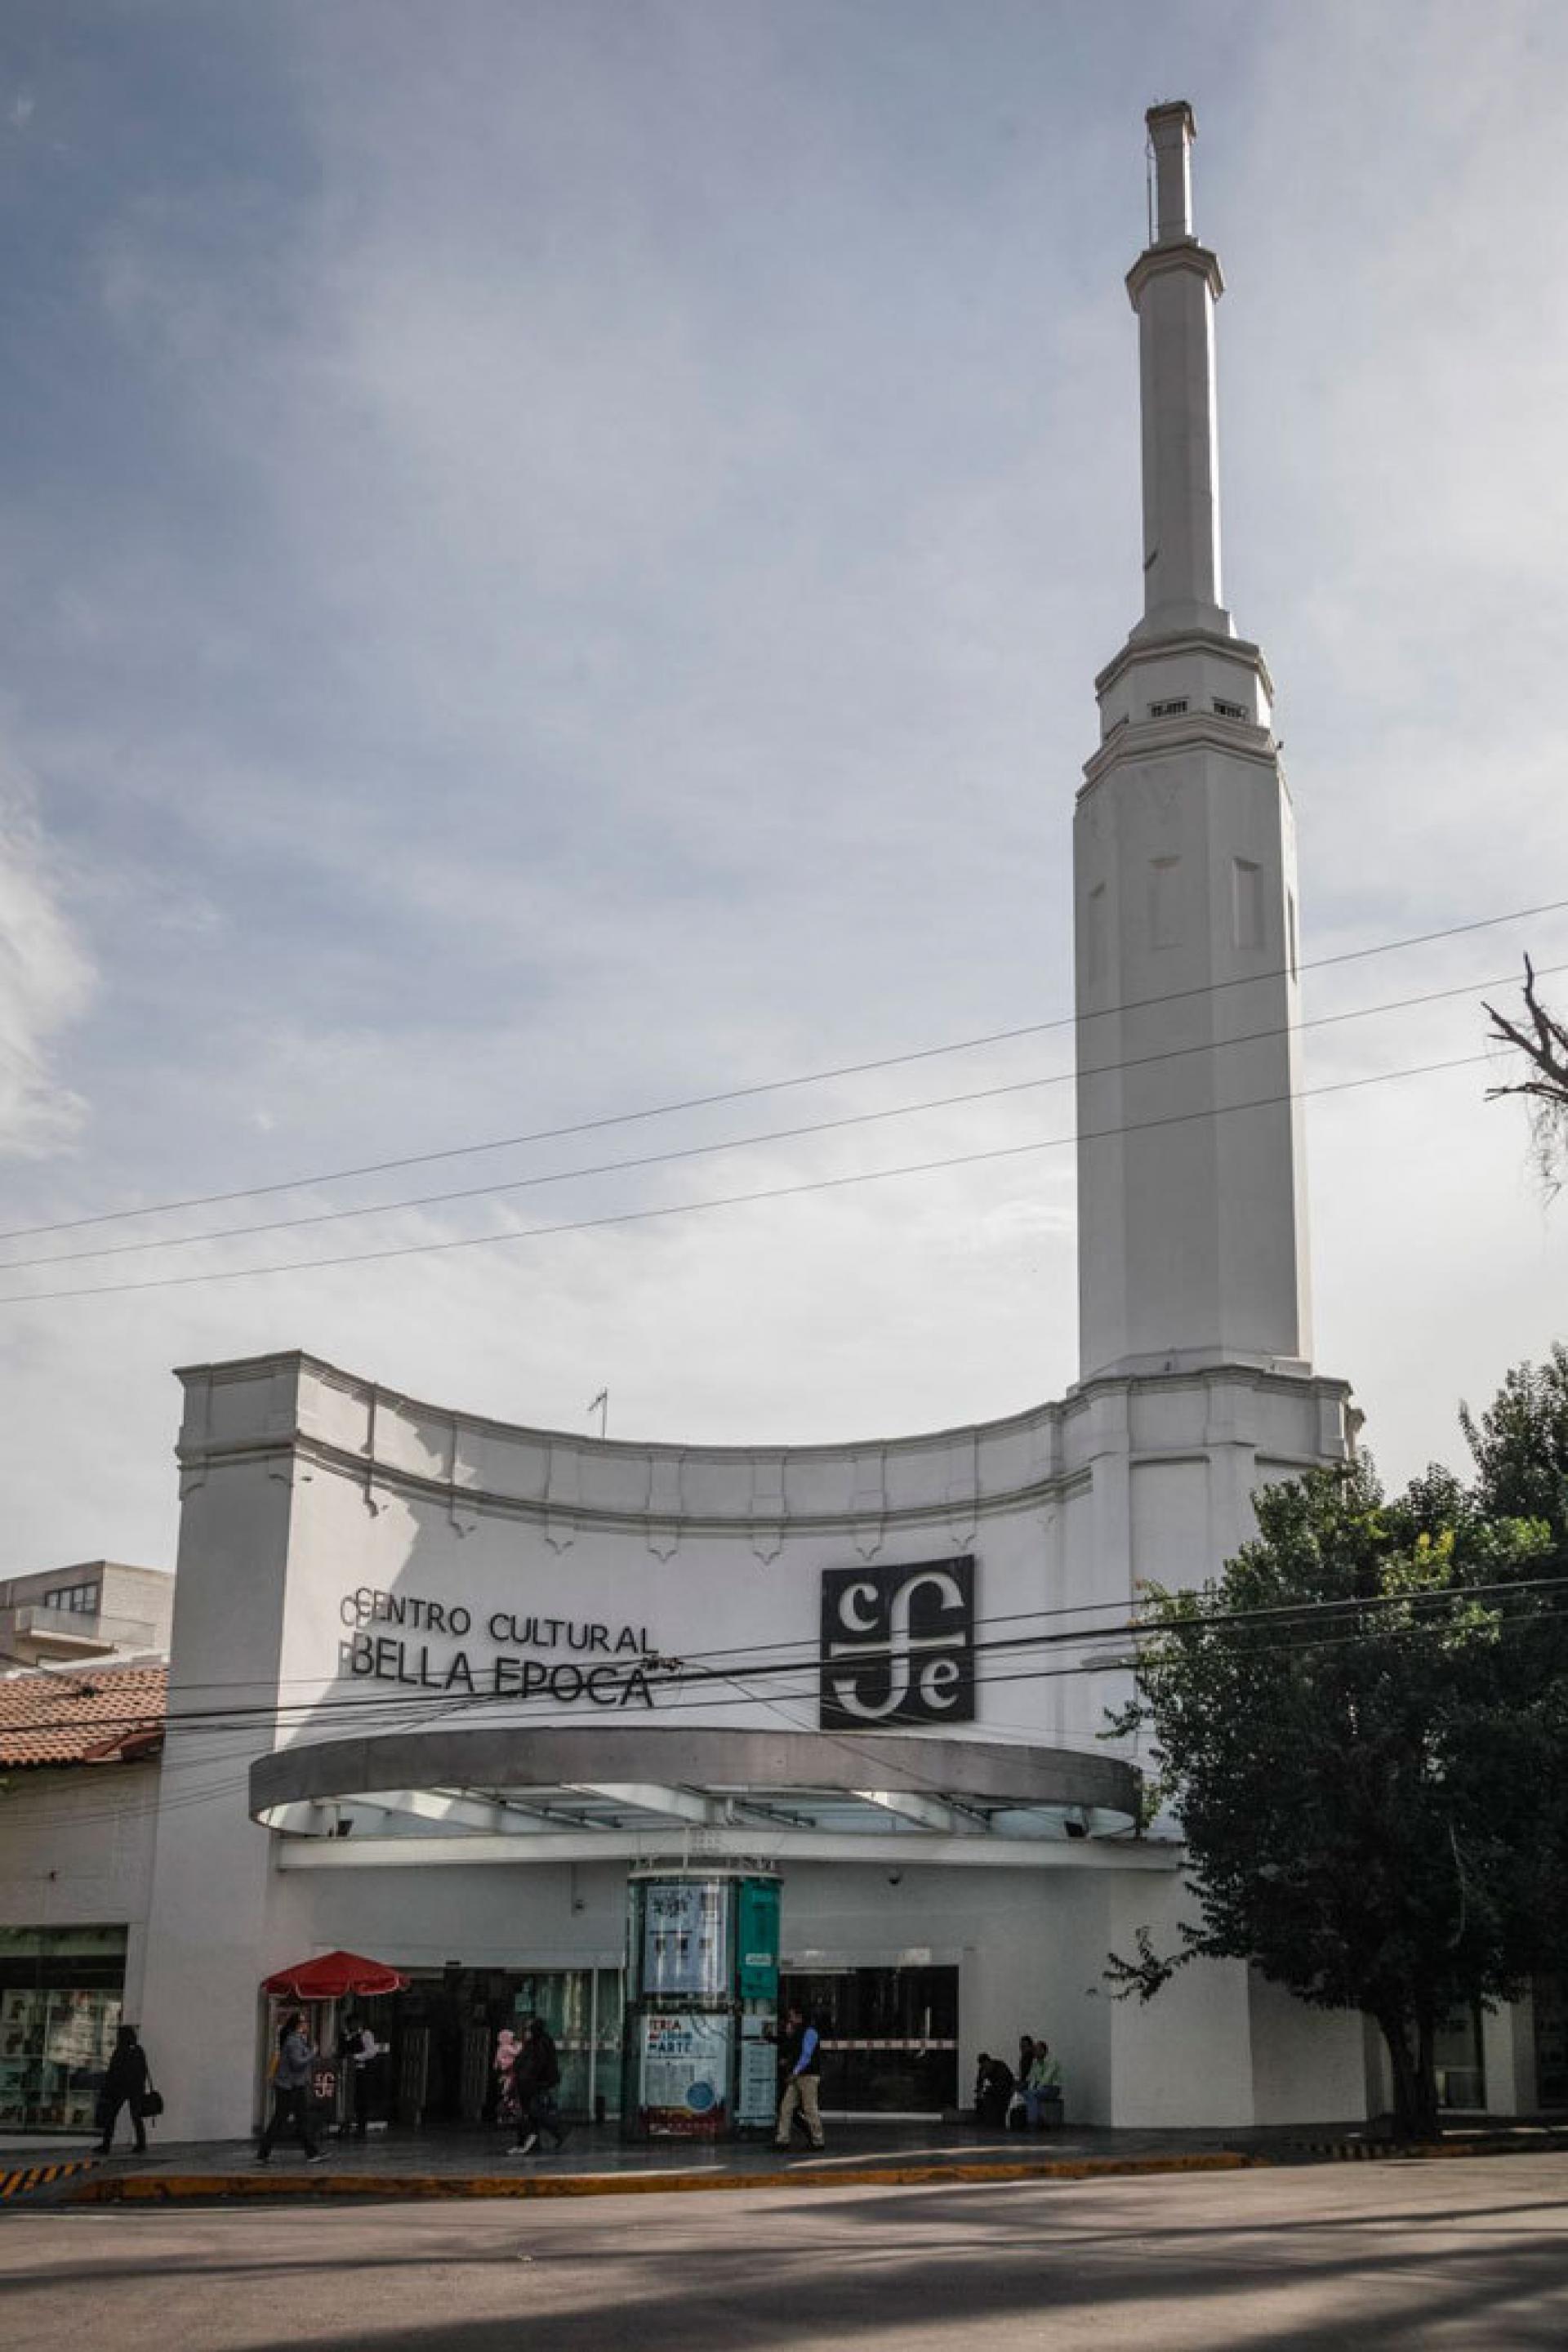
[621,1868,782,2140]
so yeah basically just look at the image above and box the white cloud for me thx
[0,765,92,1158]
[3,4,1568,1570]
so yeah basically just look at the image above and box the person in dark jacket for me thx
[973,2051,1014,2129]
[97,2025,150,2154]
[509,2016,568,2155]
[256,2011,324,2163]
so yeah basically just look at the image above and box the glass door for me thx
[779,1966,958,2111]
[513,1970,593,2114]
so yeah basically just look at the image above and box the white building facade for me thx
[127,101,1372,2142]
[33,103,1555,2143]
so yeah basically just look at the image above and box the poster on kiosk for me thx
[626,1871,780,2140]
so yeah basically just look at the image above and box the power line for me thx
[13,1566,1566,1745]
[0,1047,1492,1306]
[3,959,1549,1277]
[2,893,1559,1249]
[14,1590,1568,1841]
[14,1592,1568,1838]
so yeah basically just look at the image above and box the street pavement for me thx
[7,2153,1568,2348]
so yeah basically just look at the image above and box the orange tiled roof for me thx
[0,1662,167,1766]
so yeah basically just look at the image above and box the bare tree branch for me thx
[1485,956,1568,1192]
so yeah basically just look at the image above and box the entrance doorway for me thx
[390,1967,625,2126]
[779,1965,957,2113]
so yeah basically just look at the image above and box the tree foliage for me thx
[1107,1448,1568,2138]
[1461,1342,1568,1541]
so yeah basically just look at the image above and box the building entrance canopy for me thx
[251,1723,1152,1870]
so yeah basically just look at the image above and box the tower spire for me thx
[1127,101,1229,641]
[1072,105,1312,1388]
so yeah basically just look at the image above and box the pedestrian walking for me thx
[96,2025,152,2154]
[510,2016,568,2155]
[772,2006,826,2151]
[256,2010,325,2163]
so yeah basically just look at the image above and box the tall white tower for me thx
[1076,101,1313,1385]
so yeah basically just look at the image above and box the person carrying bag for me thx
[97,2025,154,2154]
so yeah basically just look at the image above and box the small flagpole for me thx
[588,1389,608,1440]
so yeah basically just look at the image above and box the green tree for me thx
[1461,1342,1568,1539]
[1107,1458,1568,2139]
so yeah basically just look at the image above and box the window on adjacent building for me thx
[42,1583,100,1615]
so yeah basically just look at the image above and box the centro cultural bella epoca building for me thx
[136,103,1368,2141]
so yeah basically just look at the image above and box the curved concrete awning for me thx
[252,1722,1158,1871]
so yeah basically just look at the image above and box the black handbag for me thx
[139,2075,165,2121]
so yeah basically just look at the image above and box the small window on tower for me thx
[1232,858,1263,951]
[1149,857,1181,949]
[1085,882,1107,982]
[1148,697,1188,719]
[1214,697,1249,721]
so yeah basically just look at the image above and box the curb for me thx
[66,2149,1265,2206]
[2,2158,98,2203]
[1287,2132,1568,2164]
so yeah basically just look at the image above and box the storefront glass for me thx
[386,1967,625,2127]
[0,1926,128,2132]
[593,1967,625,2117]
[780,1964,958,2112]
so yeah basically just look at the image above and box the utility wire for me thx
[14,1593,1568,1840]
[15,1566,1566,1744]
[2,894,1560,1249]
[3,960,1549,1276]
[0,1048,1492,1306]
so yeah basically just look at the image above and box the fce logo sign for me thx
[818,1557,976,1729]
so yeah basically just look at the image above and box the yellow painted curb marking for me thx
[67,2151,1264,2205]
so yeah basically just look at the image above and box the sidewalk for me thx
[59,2118,1272,2204]
[32,2114,1568,2207]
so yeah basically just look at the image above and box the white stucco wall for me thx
[0,1760,160,2020]
[124,1348,1366,2140]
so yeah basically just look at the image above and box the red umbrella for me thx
[261,1949,409,2000]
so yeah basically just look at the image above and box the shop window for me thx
[0,1926,128,2132]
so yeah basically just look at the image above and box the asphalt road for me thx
[7,2157,1568,2350]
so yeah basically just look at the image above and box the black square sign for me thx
[819,1556,976,1729]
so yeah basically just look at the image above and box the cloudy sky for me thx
[2,0,1566,1572]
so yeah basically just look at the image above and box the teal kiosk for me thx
[621,1868,782,2140]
